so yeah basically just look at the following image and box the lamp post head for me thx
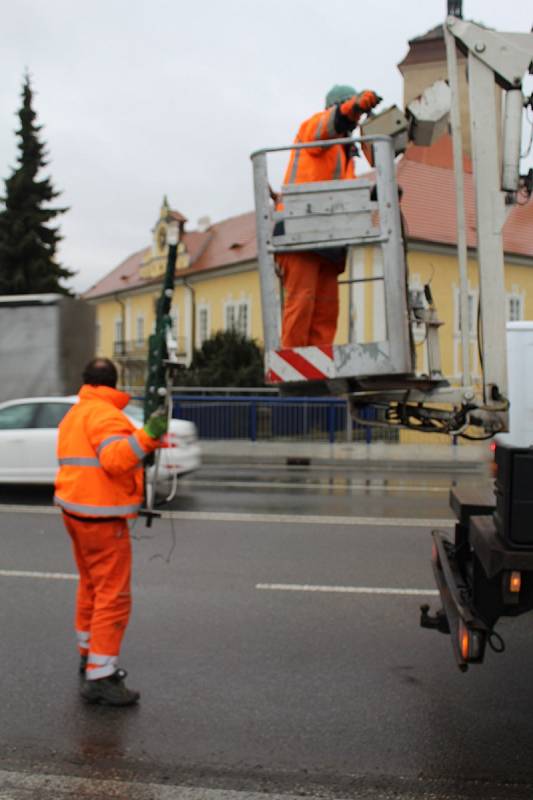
[167,221,179,246]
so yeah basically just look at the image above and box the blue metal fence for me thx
[171,395,394,444]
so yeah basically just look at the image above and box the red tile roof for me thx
[84,247,149,299]
[398,137,533,257]
[83,213,257,299]
[169,210,187,223]
[83,136,533,300]
[397,23,469,70]
[397,24,447,70]
[191,211,257,272]
[403,135,472,172]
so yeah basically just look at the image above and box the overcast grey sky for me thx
[2,0,532,294]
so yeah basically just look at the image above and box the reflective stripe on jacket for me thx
[54,384,159,519]
[282,106,356,186]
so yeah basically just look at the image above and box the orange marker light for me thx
[509,571,522,593]
[460,624,470,661]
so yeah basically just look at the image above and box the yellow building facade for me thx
[87,203,533,396]
[86,200,265,388]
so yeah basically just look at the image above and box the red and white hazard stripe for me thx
[266,346,335,383]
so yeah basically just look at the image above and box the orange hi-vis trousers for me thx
[63,514,132,681]
[278,252,340,348]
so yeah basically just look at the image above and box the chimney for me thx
[197,216,212,233]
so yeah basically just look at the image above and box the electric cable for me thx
[488,630,506,653]
[476,295,486,403]
[149,513,177,564]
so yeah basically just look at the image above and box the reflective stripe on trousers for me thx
[77,630,90,653]
[63,515,131,680]
[86,653,118,681]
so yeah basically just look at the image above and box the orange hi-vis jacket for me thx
[282,105,356,187]
[54,384,160,519]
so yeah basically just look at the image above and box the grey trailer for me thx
[0,294,96,402]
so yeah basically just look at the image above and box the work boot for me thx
[80,668,140,707]
[79,654,88,675]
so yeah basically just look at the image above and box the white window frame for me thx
[224,299,251,338]
[407,274,428,375]
[225,302,236,331]
[454,286,478,338]
[453,285,480,380]
[114,318,124,344]
[507,291,524,322]
[135,315,144,347]
[237,301,250,337]
[197,304,210,348]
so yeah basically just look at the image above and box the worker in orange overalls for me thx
[55,358,167,706]
[277,85,381,348]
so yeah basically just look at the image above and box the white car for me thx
[0,396,201,485]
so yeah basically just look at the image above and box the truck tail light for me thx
[489,442,498,478]
[460,623,470,661]
[509,571,521,593]
[459,622,483,662]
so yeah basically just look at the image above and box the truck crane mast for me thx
[251,14,533,670]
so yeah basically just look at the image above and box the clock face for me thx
[158,226,167,250]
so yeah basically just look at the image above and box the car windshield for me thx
[124,401,144,425]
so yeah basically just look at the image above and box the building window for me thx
[454,289,477,337]
[225,304,236,331]
[135,316,144,347]
[113,318,124,356]
[95,322,101,352]
[224,300,250,337]
[507,293,524,322]
[237,303,249,337]
[197,306,209,347]
[114,318,124,342]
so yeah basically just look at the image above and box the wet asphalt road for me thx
[4,464,533,800]
[0,462,484,518]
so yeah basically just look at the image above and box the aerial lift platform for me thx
[251,12,533,670]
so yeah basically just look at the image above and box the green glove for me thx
[143,409,168,440]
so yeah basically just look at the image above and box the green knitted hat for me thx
[325,84,357,108]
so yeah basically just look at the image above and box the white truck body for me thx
[497,322,533,448]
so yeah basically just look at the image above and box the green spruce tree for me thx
[0,74,74,294]
[178,330,265,387]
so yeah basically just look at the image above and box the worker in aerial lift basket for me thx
[276,85,381,348]
[54,358,167,706]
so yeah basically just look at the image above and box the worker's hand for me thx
[339,96,360,122]
[339,91,381,122]
[269,184,281,205]
[357,90,382,112]
[143,408,168,440]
